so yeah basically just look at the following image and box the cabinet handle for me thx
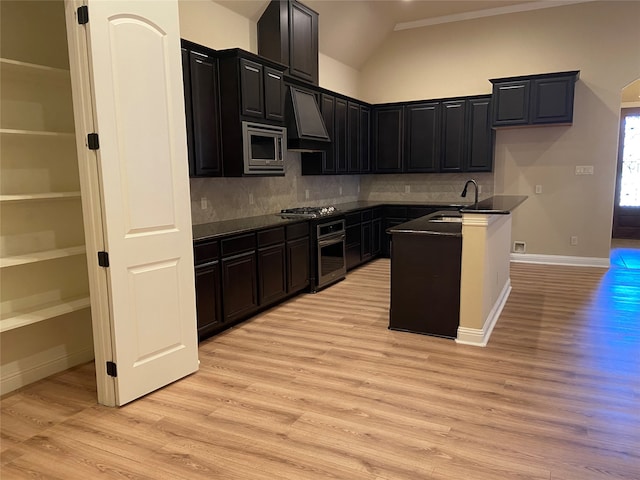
[244,65,260,73]
[267,73,281,80]
[191,51,209,58]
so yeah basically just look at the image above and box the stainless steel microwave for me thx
[242,121,287,175]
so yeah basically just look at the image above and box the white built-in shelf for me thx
[0,295,91,333]
[0,246,86,268]
[0,128,75,138]
[0,58,70,79]
[0,192,82,203]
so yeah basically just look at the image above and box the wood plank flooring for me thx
[2,259,639,479]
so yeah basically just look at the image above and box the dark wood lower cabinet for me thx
[287,236,310,293]
[194,260,223,339]
[258,244,287,305]
[222,251,258,324]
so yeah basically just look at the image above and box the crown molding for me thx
[394,0,596,31]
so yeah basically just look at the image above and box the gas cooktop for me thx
[279,206,339,218]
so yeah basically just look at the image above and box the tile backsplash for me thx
[190,153,494,225]
[360,172,494,204]
[190,152,360,224]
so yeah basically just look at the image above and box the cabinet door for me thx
[531,76,575,124]
[264,66,284,122]
[222,251,258,323]
[360,106,371,173]
[441,100,466,172]
[239,58,264,119]
[195,261,223,338]
[405,102,440,173]
[320,94,336,173]
[374,106,404,172]
[492,80,530,126]
[288,0,319,85]
[190,51,222,176]
[258,244,287,306]
[287,236,310,293]
[348,101,360,173]
[361,220,372,261]
[372,218,382,256]
[181,47,195,177]
[466,97,494,172]
[335,98,348,173]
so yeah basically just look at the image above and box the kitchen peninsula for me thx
[388,195,527,346]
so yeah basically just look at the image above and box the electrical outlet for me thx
[339,186,343,196]
[357,184,360,193]
[535,185,543,194]
[249,193,254,205]
[200,197,207,210]
[477,184,482,194]
[404,185,410,193]
[570,236,578,246]
[305,189,309,200]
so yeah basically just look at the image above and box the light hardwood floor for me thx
[2,258,639,479]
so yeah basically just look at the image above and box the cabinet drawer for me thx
[194,240,219,265]
[361,209,372,221]
[221,233,256,257]
[346,212,362,226]
[257,227,285,247]
[286,221,309,240]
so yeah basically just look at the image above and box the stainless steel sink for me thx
[428,215,462,223]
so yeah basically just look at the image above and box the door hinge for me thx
[77,5,89,25]
[87,133,99,150]
[97,251,110,267]
[106,361,117,377]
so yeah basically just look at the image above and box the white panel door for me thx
[82,0,198,405]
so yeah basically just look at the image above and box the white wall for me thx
[359,1,640,260]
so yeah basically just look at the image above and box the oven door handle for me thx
[318,234,345,247]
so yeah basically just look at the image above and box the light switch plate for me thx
[575,165,594,175]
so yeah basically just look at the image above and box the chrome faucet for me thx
[461,179,479,206]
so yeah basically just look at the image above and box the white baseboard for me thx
[456,279,512,347]
[1,347,94,396]
[510,253,609,268]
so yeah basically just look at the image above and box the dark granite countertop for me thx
[459,195,528,214]
[387,211,463,237]
[192,196,527,242]
[192,214,309,242]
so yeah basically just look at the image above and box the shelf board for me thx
[0,128,75,138]
[0,246,86,268]
[0,192,82,203]
[0,296,91,333]
[0,58,70,78]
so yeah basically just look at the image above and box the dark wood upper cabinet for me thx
[264,66,285,122]
[182,43,222,177]
[289,1,319,84]
[440,100,466,172]
[335,98,348,173]
[491,80,530,126]
[181,47,195,177]
[374,105,404,173]
[239,58,264,118]
[360,105,371,173]
[348,101,360,173]
[491,71,579,127]
[258,0,319,85]
[530,75,577,124]
[405,102,440,173]
[466,97,494,172]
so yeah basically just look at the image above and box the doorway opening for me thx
[612,80,640,240]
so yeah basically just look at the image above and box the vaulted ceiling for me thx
[215,0,590,69]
